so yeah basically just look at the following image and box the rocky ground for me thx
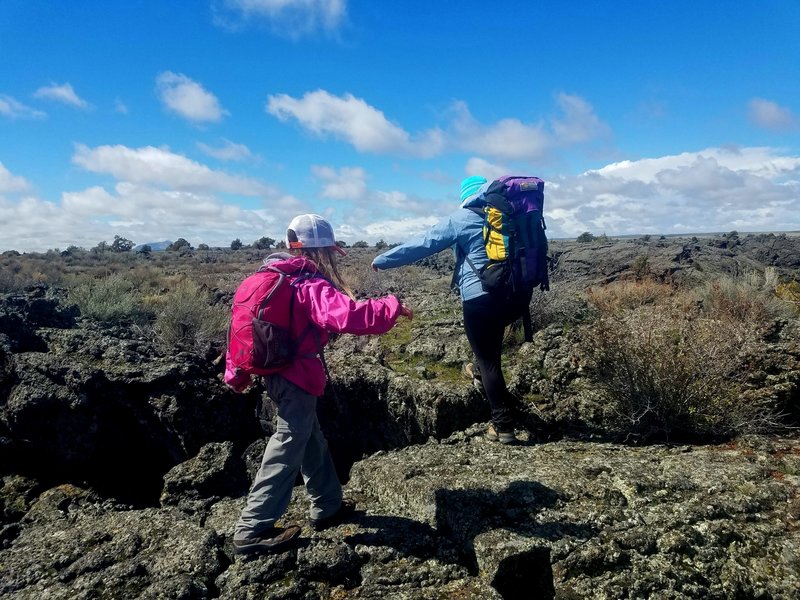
[2,434,799,599]
[1,232,799,599]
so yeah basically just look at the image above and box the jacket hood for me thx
[262,253,320,276]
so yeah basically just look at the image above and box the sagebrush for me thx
[148,279,229,350]
[68,273,152,324]
[582,275,787,440]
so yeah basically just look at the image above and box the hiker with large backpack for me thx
[225,214,413,555]
[372,175,548,445]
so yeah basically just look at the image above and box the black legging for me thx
[462,291,531,431]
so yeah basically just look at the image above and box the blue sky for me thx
[1,0,799,252]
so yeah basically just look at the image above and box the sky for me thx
[1,0,799,253]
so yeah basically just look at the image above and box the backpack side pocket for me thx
[251,319,294,369]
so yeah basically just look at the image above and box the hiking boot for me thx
[486,423,517,445]
[463,362,485,394]
[232,525,301,555]
[463,362,475,379]
[310,499,356,531]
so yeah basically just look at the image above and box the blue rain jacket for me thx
[372,193,490,302]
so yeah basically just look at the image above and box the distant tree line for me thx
[32,235,402,257]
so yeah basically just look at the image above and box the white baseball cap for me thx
[286,214,346,255]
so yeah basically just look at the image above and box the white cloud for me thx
[451,94,609,161]
[60,186,116,217]
[0,181,308,252]
[0,94,47,119]
[464,157,507,182]
[312,165,367,200]
[326,150,796,248]
[267,90,444,157]
[0,137,327,252]
[267,90,608,162]
[5,143,797,253]
[0,196,71,251]
[114,99,129,114]
[197,138,254,161]
[33,82,90,109]
[156,72,228,123]
[551,92,611,144]
[72,144,271,196]
[0,163,32,193]
[654,156,745,194]
[547,147,800,238]
[450,101,550,161]
[748,98,797,131]
[304,163,443,242]
[217,0,346,37]
[0,148,313,252]
[361,215,441,241]
[594,147,800,183]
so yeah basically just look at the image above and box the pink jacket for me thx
[225,254,402,396]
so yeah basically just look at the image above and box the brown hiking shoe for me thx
[232,524,301,555]
[486,423,517,445]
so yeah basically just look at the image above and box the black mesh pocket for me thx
[480,259,511,293]
[252,318,293,369]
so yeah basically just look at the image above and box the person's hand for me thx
[399,303,413,321]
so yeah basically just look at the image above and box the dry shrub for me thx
[698,268,791,324]
[522,252,592,330]
[67,273,152,324]
[126,264,166,294]
[0,259,25,292]
[586,278,675,314]
[149,279,229,350]
[582,275,786,441]
[776,280,800,314]
[526,280,590,330]
[0,255,66,291]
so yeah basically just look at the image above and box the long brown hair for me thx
[291,247,354,299]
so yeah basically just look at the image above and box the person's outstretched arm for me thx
[296,278,412,336]
[371,214,458,271]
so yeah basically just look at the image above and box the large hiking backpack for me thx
[224,266,300,387]
[467,175,549,341]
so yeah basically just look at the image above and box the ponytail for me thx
[292,247,354,299]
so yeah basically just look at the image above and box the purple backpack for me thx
[467,175,549,340]
[479,175,548,289]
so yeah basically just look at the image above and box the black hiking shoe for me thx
[310,499,356,531]
[232,524,302,555]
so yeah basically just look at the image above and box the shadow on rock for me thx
[345,480,595,600]
[345,512,457,561]
[435,480,595,600]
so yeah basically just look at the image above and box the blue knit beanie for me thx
[460,175,487,203]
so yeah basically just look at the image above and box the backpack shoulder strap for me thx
[255,270,288,321]
[450,245,482,292]
[465,205,483,217]
[464,254,479,276]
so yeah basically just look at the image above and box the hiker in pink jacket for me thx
[231,214,412,556]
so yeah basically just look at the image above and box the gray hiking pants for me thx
[234,375,342,541]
